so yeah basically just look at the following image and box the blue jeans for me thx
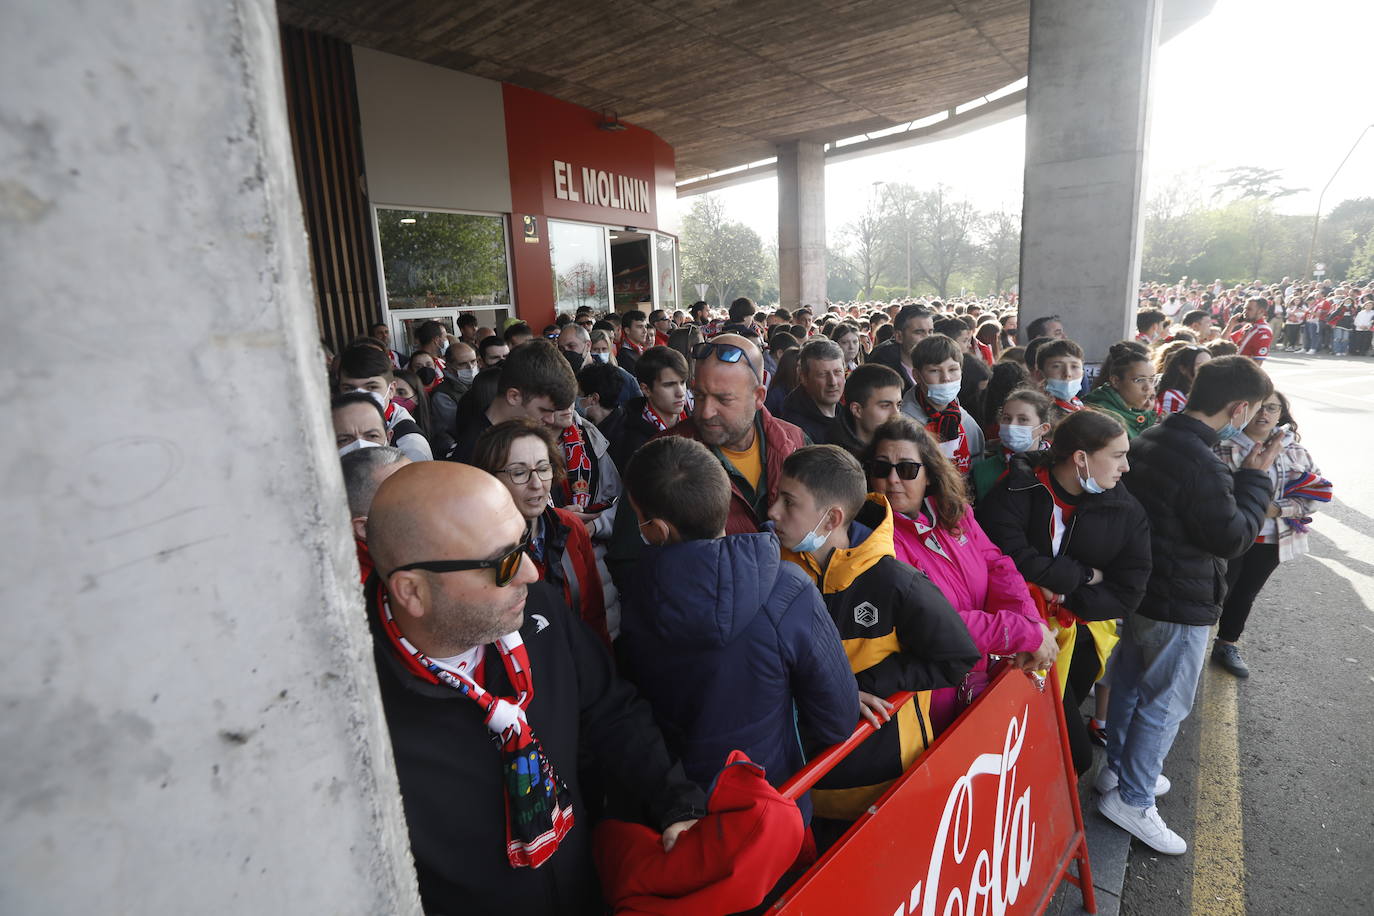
[1333,326,1350,355]
[1303,320,1322,351]
[1105,613,1209,808]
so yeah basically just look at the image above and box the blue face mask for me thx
[1078,464,1107,495]
[1217,405,1252,442]
[1044,376,1083,402]
[999,423,1038,453]
[591,351,610,364]
[924,379,962,407]
[790,516,831,553]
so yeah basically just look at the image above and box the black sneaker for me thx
[1212,642,1250,678]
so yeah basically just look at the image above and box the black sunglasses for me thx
[691,341,762,383]
[389,530,530,586]
[867,458,923,480]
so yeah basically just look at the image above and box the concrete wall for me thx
[1019,0,1161,361]
[0,2,420,913]
[354,47,513,214]
[778,140,827,310]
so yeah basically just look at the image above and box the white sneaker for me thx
[1093,766,1171,797]
[1097,788,1187,855]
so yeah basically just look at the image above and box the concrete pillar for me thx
[1018,0,1161,362]
[0,3,420,914]
[777,140,827,311]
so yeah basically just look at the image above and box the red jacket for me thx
[655,408,806,534]
[594,751,804,915]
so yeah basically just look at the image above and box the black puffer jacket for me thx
[866,339,914,392]
[975,456,1151,622]
[1121,413,1271,626]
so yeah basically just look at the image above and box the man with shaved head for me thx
[365,462,705,914]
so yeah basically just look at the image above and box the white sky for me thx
[705,0,1374,245]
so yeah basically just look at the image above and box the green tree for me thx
[1349,231,1374,279]
[975,208,1021,295]
[679,195,769,308]
[836,199,886,299]
[1211,167,1306,281]
[905,184,979,298]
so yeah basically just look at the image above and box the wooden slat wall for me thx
[279,25,380,351]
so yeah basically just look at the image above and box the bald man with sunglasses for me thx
[366,462,704,915]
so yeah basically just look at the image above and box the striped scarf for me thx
[560,423,594,510]
[374,580,574,868]
[641,401,686,433]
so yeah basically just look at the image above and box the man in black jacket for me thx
[865,305,933,391]
[778,337,846,445]
[1098,356,1280,856]
[366,462,705,914]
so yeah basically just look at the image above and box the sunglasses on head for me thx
[692,341,762,383]
[388,530,530,587]
[867,458,923,480]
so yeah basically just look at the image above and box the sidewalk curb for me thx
[1044,751,1128,916]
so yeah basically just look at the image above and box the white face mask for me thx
[924,379,961,407]
[339,438,381,456]
[456,367,476,385]
[1076,456,1106,494]
[591,351,610,364]
[999,423,1037,453]
[351,388,387,410]
[438,338,450,356]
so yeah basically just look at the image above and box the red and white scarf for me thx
[374,582,574,867]
[560,423,594,510]
[641,401,687,433]
[914,388,972,474]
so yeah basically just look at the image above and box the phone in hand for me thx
[1267,423,1291,441]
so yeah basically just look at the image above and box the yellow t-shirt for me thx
[719,435,763,491]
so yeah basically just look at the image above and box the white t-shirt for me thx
[433,646,484,674]
[1354,308,1374,331]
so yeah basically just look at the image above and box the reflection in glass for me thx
[550,220,609,314]
[655,234,679,312]
[377,208,510,308]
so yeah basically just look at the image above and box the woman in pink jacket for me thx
[864,416,1057,732]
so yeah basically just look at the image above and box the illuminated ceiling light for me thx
[399,217,417,224]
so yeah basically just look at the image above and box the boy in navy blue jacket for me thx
[618,436,859,819]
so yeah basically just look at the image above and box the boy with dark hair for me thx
[575,362,629,425]
[477,334,509,368]
[617,309,650,371]
[897,335,985,474]
[618,437,859,816]
[767,445,978,822]
[337,345,433,461]
[1036,337,1086,424]
[728,297,756,324]
[1135,308,1167,344]
[503,321,533,348]
[1099,355,1279,855]
[600,346,690,474]
[830,363,904,457]
[448,341,622,539]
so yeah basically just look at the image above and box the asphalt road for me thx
[1116,350,1374,916]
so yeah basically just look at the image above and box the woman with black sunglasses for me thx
[864,416,1055,735]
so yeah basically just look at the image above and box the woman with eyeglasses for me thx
[473,419,615,649]
[1083,341,1159,439]
[1210,391,1327,678]
[976,409,1150,775]
[864,416,1055,733]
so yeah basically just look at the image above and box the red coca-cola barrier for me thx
[775,666,1094,915]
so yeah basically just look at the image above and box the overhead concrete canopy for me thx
[278,0,1212,182]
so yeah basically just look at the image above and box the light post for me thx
[1305,122,1374,280]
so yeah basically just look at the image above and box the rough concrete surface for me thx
[0,1,420,912]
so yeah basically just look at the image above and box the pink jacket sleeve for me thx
[958,509,1043,654]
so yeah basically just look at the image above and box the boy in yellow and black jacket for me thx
[769,446,980,820]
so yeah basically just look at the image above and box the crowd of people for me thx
[326,288,1333,913]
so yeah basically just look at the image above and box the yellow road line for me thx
[1191,662,1246,915]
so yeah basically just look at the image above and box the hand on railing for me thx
[780,691,916,801]
[989,653,1048,692]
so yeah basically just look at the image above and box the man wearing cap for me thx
[366,462,705,914]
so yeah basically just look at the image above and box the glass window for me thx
[549,220,610,314]
[376,208,510,309]
[655,233,679,312]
